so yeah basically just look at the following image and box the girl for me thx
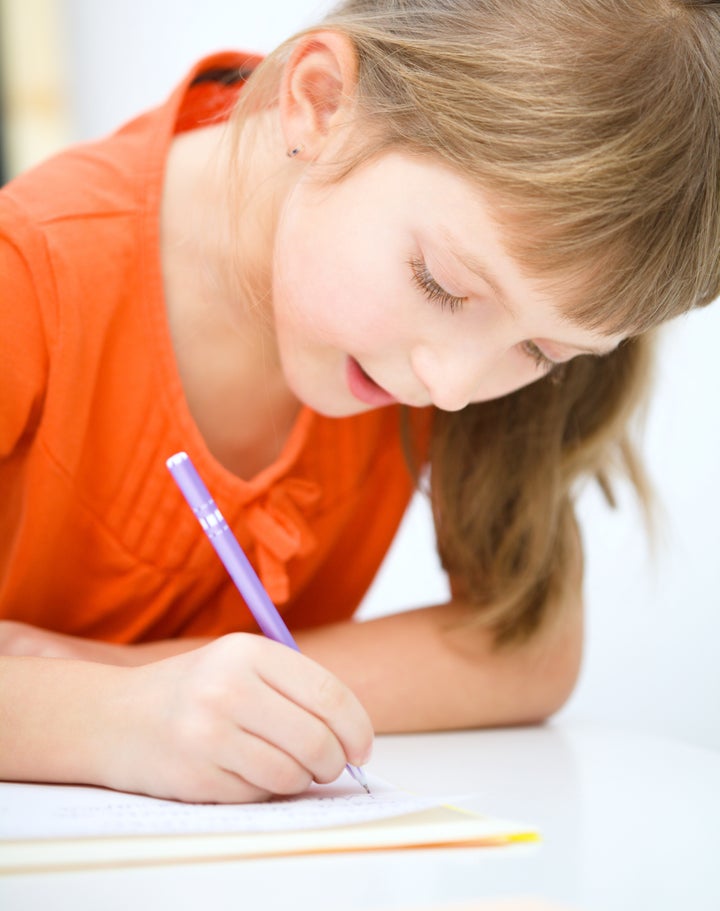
[0,0,718,803]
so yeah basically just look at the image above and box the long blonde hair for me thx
[230,0,720,643]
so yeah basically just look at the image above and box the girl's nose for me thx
[410,344,486,412]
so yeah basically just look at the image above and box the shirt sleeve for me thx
[0,195,50,459]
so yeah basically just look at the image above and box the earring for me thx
[286,143,305,158]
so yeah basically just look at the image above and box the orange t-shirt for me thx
[0,53,431,643]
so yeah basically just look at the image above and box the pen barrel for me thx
[211,529,300,651]
[166,452,299,652]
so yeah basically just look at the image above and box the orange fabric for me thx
[0,53,431,643]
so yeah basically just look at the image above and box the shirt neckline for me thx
[140,53,315,506]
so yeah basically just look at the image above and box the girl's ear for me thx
[278,30,358,159]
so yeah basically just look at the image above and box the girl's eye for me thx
[409,256,466,314]
[521,340,556,373]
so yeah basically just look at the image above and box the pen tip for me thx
[346,763,370,793]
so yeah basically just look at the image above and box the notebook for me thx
[0,775,539,873]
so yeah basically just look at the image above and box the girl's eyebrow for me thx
[544,340,618,359]
[439,226,618,359]
[438,226,514,314]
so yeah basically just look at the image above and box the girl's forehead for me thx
[324,151,657,342]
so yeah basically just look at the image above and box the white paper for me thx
[0,775,448,840]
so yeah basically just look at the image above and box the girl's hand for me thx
[102,633,373,803]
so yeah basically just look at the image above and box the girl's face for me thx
[270,152,621,417]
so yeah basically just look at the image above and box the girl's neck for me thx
[161,113,302,480]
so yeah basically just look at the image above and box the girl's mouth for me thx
[346,357,398,407]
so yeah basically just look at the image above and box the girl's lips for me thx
[346,357,398,407]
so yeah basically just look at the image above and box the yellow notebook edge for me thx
[0,805,540,875]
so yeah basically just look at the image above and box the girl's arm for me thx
[0,635,373,802]
[0,621,212,665]
[296,595,583,733]
[0,587,582,732]
[0,527,583,733]
[299,524,584,733]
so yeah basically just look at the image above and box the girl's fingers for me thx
[243,638,373,769]
[164,728,325,804]
[171,765,272,805]
[163,731,314,804]
[226,679,348,785]
[218,726,317,796]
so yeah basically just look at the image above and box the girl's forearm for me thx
[0,621,212,665]
[295,598,583,733]
[0,656,130,786]
[130,637,213,663]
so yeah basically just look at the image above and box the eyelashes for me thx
[409,255,556,374]
[408,255,466,314]
[519,340,556,373]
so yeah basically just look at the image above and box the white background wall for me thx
[55,0,720,750]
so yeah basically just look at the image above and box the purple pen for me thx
[166,451,370,794]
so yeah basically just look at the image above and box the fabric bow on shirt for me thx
[244,478,321,604]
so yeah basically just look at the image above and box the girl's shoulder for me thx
[0,51,262,233]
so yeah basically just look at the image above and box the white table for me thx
[1,721,718,911]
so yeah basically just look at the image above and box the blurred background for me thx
[1,0,717,750]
